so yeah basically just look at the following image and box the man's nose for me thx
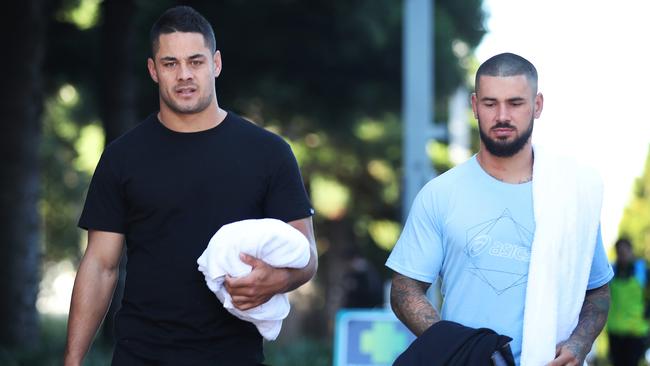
[496,103,509,122]
[177,62,193,80]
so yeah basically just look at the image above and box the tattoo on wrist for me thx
[570,284,610,358]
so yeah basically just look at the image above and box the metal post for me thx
[448,87,470,165]
[402,0,435,222]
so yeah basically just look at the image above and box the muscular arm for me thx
[64,230,124,366]
[549,283,610,366]
[390,273,440,336]
[225,216,317,310]
[283,216,318,291]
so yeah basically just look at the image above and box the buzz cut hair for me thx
[150,5,217,57]
[475,52,538,94]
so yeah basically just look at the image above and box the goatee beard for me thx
[478,118,534,157]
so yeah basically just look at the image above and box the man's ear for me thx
[147,58,159,83]
[471,93,479,119]
[213,50,222,78]
[534,92,544,118]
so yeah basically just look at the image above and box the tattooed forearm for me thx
[390,273,440,336]
[565,284,610,360]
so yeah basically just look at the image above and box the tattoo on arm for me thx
[566,284,610,360]
[390,273,440,336]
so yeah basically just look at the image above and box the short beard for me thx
[478,118,534,157]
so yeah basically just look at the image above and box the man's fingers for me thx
[230,294,265,310]
[546,346,579,366]
[224,274,239,288]
[224,276,255,293]
[239,252,260,266]
[233,303,255,311]
[230,296,255,310]
[222,256,278,310]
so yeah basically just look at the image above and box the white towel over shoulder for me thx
[196,218,310,341]
[521,146,603,365]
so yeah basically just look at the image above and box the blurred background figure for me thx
[607,238,650,366]
[341,248,383,309]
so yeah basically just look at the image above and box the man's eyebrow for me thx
[479,96,526,102]
[158,54,206,62]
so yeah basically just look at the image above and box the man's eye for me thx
[163,62,176,68]
[191,60,203,66]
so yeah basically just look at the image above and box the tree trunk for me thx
[100,0,139,143]
[0,0,45,347]
[98,0,138,345]
[322,219,356,337]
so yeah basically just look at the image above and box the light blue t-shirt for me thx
[386,156,613,364]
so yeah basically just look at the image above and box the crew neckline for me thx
[152,111,231,136]
[471,155,532,187]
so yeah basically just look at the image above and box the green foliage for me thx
[56,0,102,30]
[40,84,103,262]
[619,146,650,259]
[265,338,332,366]
[0,315,112,366]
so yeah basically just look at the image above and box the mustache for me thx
[491,122,515,130]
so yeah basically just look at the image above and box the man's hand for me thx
[546,340,587,366]
[224,253,290,310]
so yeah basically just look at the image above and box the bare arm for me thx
[225,216,317,310]
[390,272,440,336]
[284,216,318,290]
[64,230,125,366]
[548,283,610,366]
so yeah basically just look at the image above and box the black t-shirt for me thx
[79,112,313,365]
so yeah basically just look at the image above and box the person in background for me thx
[607,237,649,366]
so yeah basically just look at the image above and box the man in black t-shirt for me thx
[64,6,317,366]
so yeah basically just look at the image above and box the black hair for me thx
[475,52,538,94]
[150,6,217,56]
[615,237,632,250]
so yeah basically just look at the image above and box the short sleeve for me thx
[587,225,614,289]
[386,186,444,284]
[263,141,313,222]
[78,149,127,233]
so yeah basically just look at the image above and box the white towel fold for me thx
[196,218,310,340]
[521,146,603,365]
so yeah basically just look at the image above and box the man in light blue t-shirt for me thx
[386,52,612,365]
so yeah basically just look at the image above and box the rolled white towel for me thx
[197,218,310,340]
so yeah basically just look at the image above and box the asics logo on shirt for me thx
[468,234,531,262]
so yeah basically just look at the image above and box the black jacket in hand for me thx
[393,320,515,366]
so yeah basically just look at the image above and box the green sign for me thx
[334,309,416,366]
